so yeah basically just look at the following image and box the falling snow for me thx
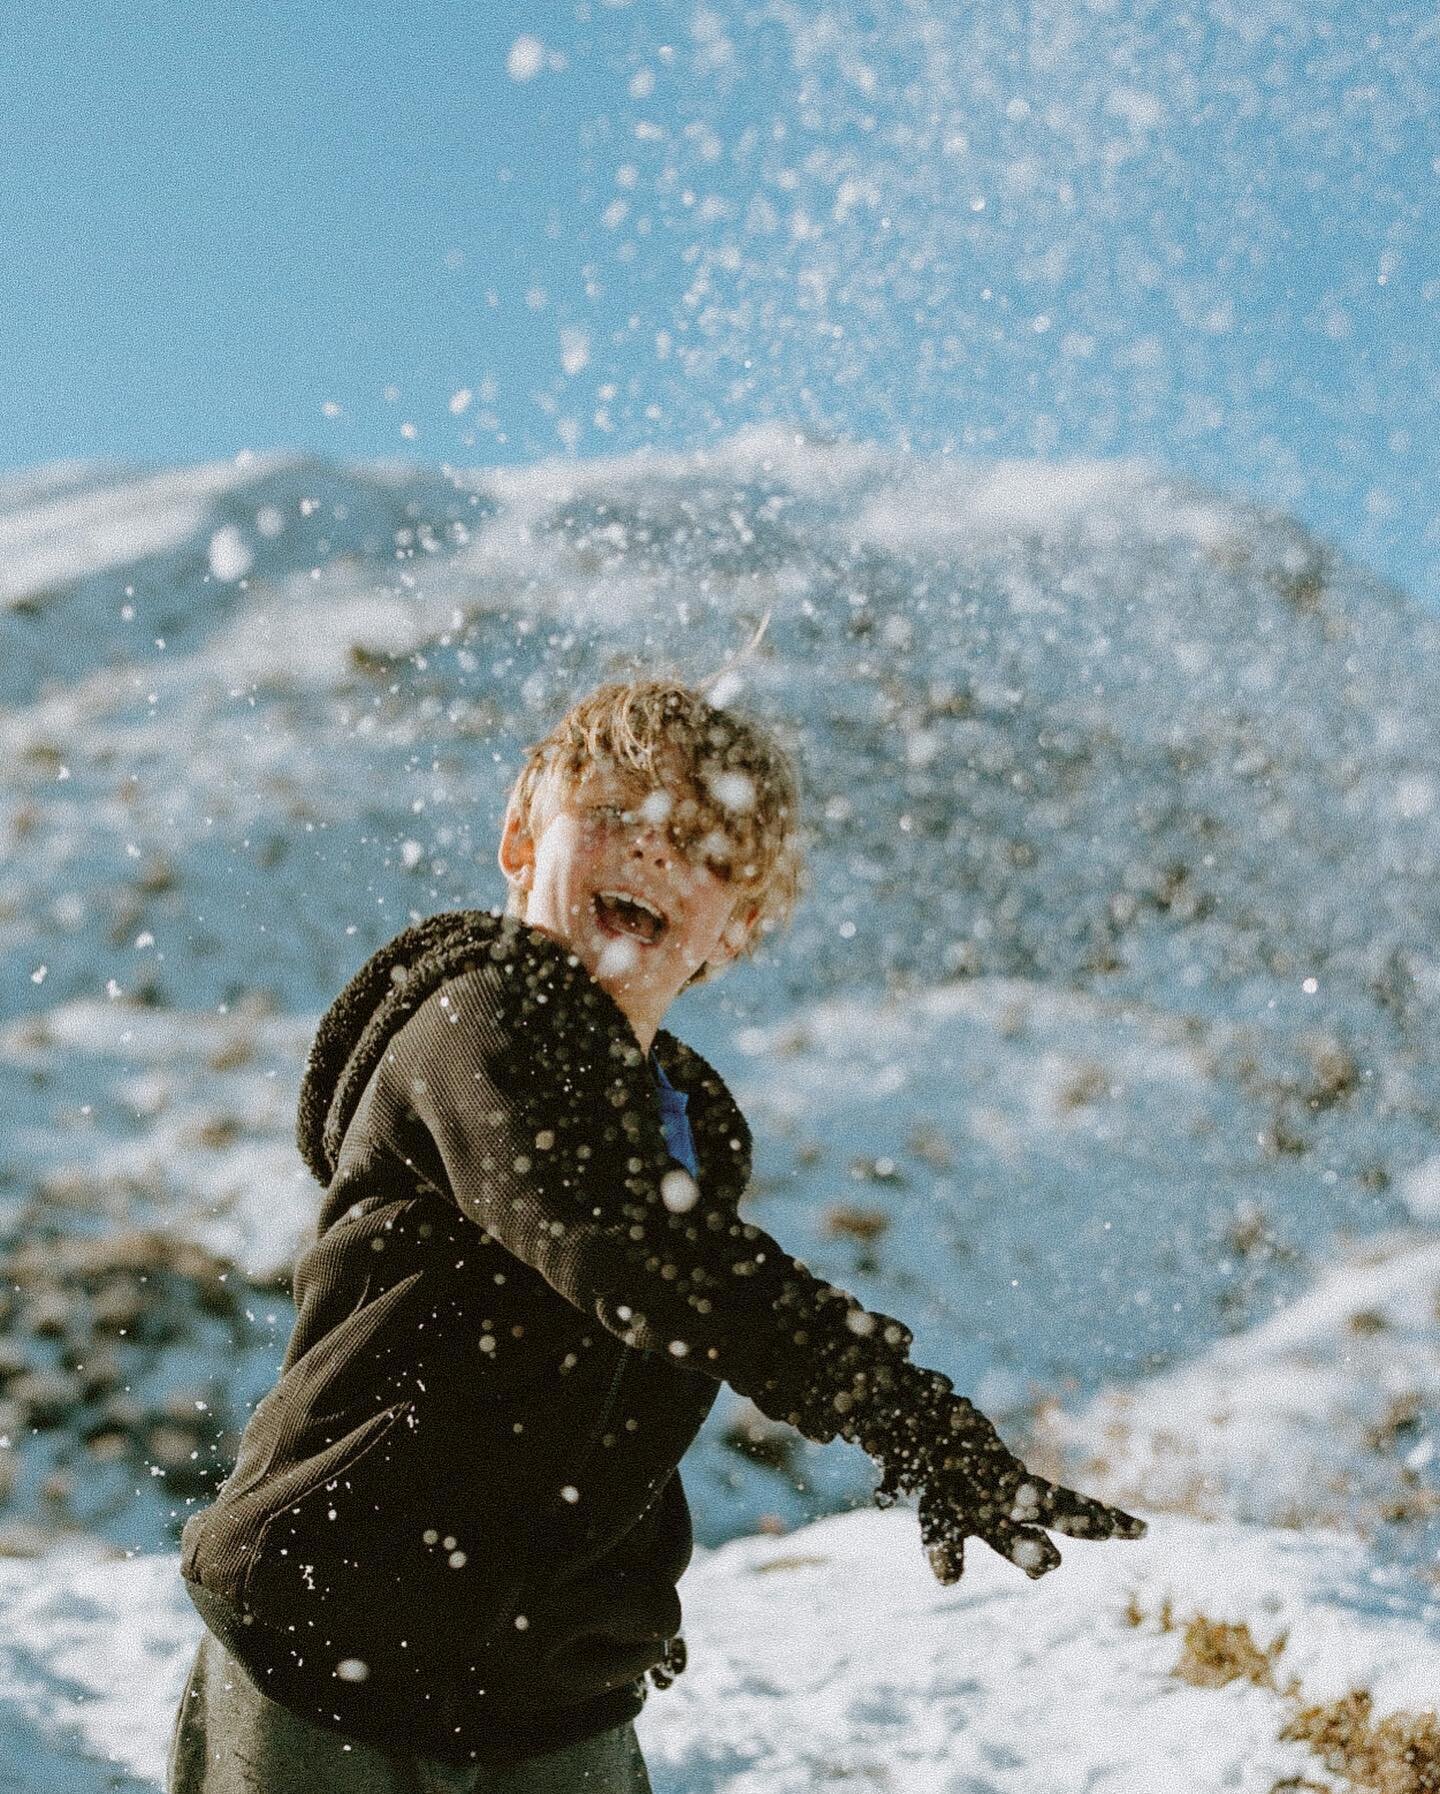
[505,35,544,82]
[3,0,1438,1779]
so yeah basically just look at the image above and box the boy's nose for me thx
[629,833,671,868]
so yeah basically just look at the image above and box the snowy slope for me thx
[4,437,1440,1550]
[642,1510,1440,1794]
[3,438,1440,1779]
[1036,1228,1440,1539]
[3,1513,1435,1793]
[8,431,1440,1058]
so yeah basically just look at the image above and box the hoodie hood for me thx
[296,908,501,1186]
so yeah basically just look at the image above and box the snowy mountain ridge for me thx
[3,437,1439,1783]
[4,435,1439,1532]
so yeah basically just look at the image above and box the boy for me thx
[170,678,1142,1792]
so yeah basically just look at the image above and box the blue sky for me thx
[2,0,1436,602]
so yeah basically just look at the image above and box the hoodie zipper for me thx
[549,1050,685,1515]
[549,1338,632,1517]
[590,1341,631,1446]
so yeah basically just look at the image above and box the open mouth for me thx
[592,890,669,946]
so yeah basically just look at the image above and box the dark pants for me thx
[166,1629,654,1794]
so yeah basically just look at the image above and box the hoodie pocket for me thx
[242,1400,415,1619]
[532,1566,681,1699]
[242,1394,544,1681]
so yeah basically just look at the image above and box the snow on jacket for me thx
[179,908,929,1766]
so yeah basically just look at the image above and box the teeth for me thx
[597,889,665,924]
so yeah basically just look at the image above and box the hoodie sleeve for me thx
[383,957,950,1451]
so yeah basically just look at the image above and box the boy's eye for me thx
[585,795,738,877]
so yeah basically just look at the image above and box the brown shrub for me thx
[1130,1601,1439,1793]
[1281,1690,1440,1794]
[1173,1615,1287,1691]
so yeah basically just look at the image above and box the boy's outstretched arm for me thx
[390,965,1144,1584]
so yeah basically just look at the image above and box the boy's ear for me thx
[711,900,760,965]
[498,806,534,888]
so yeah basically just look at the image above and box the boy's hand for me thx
[917,1465,1147,1584]
[875,1393,1146,1584]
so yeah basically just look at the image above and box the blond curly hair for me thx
[502,678,805,990]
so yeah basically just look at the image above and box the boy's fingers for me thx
[919,1497,970,1583]
[925,1537,965,1584]
[1019,1480,1147,1541]
[988,1520,1062,1579]
[920,1483,1143,1589]
[1009,1477,1099,1530]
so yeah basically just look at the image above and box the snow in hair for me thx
[503,678,807,985]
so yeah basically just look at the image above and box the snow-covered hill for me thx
[3,436,1440,1782]
[5,434,1439,1543]
[10,431,1440,1062]
[1037,1227,1440,1539]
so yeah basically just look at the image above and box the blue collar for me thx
[649,1047,686,1101]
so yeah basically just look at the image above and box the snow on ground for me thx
[643,1509,1440,1794]
[6,439,1440,1778]
[1036,1228,1440,1540]
[0,1549,185,1792]
[1,995,316,1283]
[0,1512,1434,1793]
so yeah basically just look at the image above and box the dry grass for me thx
[1123,1589,1174,1632]
[1281,1691,1440,1794]
[752,1553,830,1575]
[1172,1615,1289,1692]
[1124,1598,1440,1793]
[1364,1393,1424,1455]
[822,1203,892,1242]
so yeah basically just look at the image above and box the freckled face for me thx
[499,767,755,1050]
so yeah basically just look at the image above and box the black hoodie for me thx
[178,909,932,1766]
